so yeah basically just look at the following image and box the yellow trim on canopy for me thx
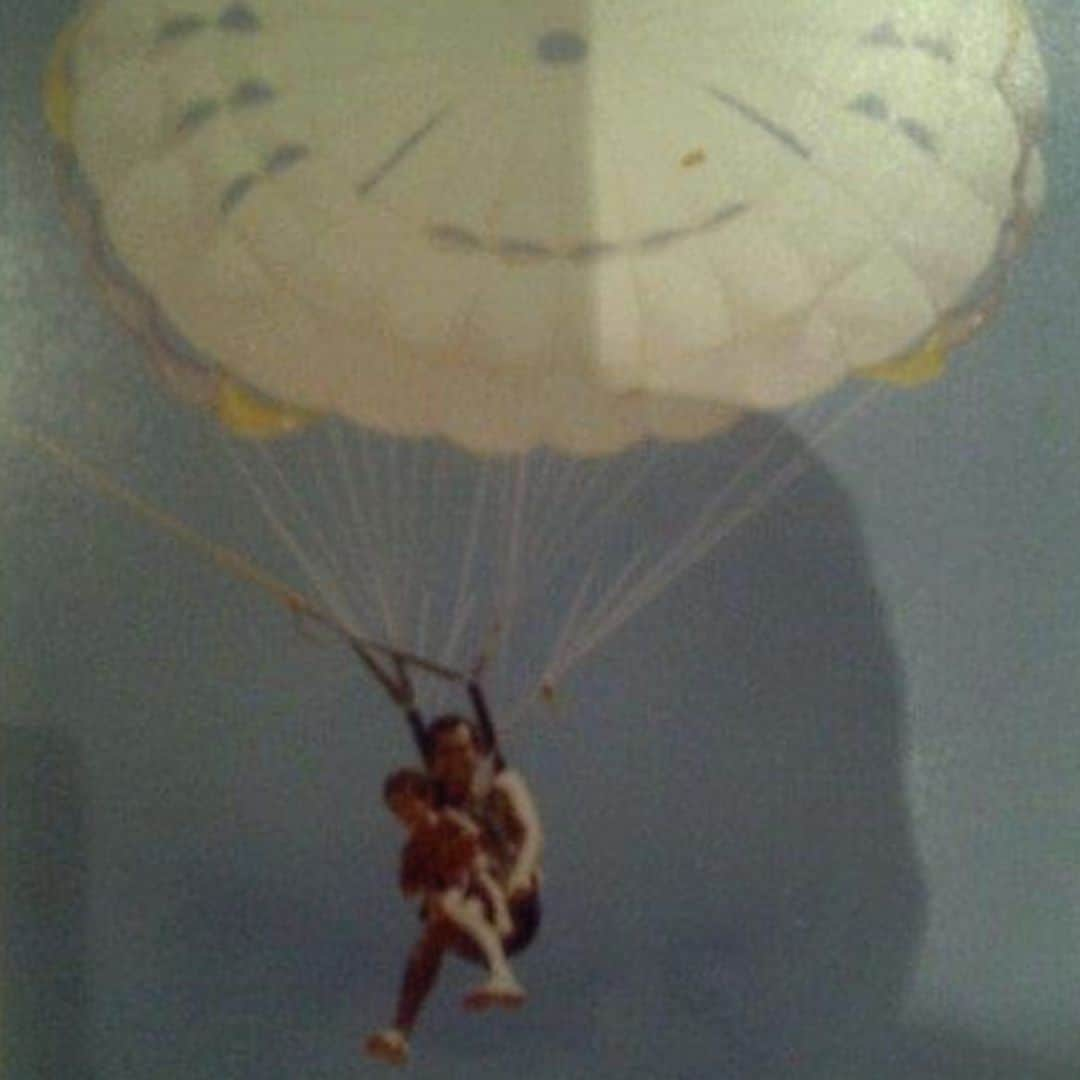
[43,17,318,444]
[214,377,317,438]
[43,12,85,144]
[857,331,948,387]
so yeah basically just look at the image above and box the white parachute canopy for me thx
[56,0,1047,707]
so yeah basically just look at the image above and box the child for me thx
[366,769,525,1065]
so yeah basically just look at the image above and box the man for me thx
[359,650,543,1065]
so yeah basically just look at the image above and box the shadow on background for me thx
[1,723,91,1080]
[492,418,931,1079]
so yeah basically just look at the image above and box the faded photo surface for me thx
[3,3,1078,1077]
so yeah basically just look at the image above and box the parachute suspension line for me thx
[511,438,705,714]
[228,440,364,637]
[512,449,550,578]
[525,448,637,589]
[508,451,559,622]
[507,450,567,694]
[531,452,658,676]
[380,435,409,647]
[572,416,810,674]
[425,441,454,665]
[268,434,367,635]
[532,437,707,694]
[509,450,675,720]
[538,544,653,705]
[550,425,810,679]
[402,435,429,653]
[555,445,662,574]
[485,453,528,695]
[548,440,802,680]
[308,428,370,628]
[496,444,665,691]
[505,560,602,731]
[10,421,306,610]
[8,420,467,681]
[631,416,797,576]
[356,428,406,645]
[542,382,890,685]
[281,431,361,633]
[415,590,433,677]
[374,434,404,642]
[329,423,398,644]
[507,455,531,630]
[443,456,491,673]
[398,438,429,656]
[494,450,575,720]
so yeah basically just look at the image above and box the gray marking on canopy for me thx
[357,110,451,198]
[429,225,484,252]
[176,81,277,139]
[898,117,938,155]
[218,3,262,33]
[536,29,589,65]
[427,202,748,265]
[702,203,748,230]
[707,88,812,160]
[220,173,259,215]
[848,92,890,121]
[863,21,905,48]
[216,145,312,214]
[157,14,209,44]
[640,226,695,252]
[498,238,556,260]
[567,241,618,264]
[230,80,277,108]
[265,143,311,175]
[177,98,220,135]
[913,36,955,63]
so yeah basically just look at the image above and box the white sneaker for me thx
[463,972,526,1012]
[365,1027,409,1066]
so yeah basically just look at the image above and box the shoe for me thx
[365,1027,409,1066]
[463,973,526,1012]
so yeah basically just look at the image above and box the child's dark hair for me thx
[383,767,433,805]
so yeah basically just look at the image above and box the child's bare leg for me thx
[474,867,513,938]
[435,888,525,1011]
[365,919,452,1066]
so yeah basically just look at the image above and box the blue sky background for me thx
[3,3,1079,1077]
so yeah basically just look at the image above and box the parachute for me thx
[45,0,1047,711]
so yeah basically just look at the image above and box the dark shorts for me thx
[504,888,542,956]
[433,888,542,964]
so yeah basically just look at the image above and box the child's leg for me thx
[434,887,525,1010]
[365,920,451,1067]
[474,867,513,938]
[362,915,455,1067]
[436,886,513,978]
